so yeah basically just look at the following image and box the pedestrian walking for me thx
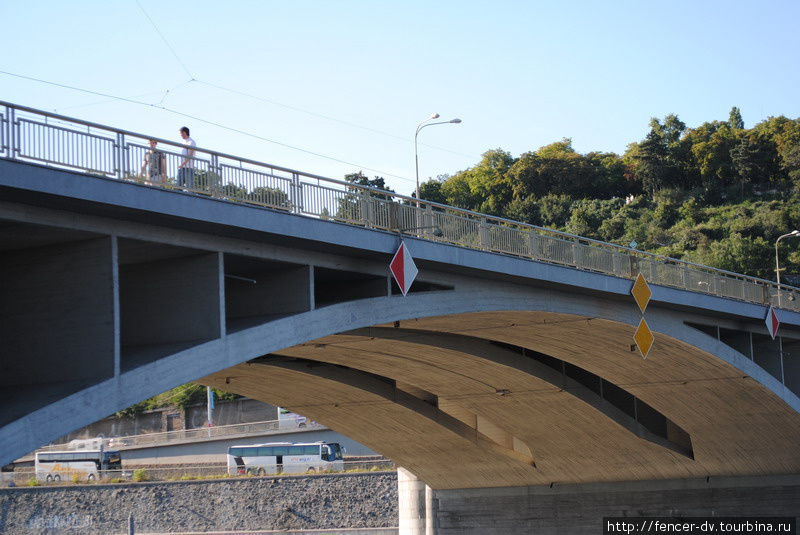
[140,139,166,184]
[177,126,196,189]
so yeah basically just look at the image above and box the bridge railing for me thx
[1,100,797,311]
[32,418,326,455]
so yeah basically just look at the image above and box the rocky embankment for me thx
[0,472,398,534]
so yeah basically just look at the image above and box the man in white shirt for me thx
[178,126,196,189]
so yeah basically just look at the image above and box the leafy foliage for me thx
[115,384,240,418]
[132,469,150,482]
[412,108,800,280]
[335,171,397,221]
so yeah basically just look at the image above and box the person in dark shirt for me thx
[140,139,167,184]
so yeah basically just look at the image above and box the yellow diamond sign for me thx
[631,273,652,314]
[634,318,654,359]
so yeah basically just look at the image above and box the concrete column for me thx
[398,467,436,535]
[425,485,438,535]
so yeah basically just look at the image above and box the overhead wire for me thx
[157,78,195,106]
[0,69,415,183]
[193,80,475,159]
[53,79,195,113]
[134,0,195,80]
[132,0,476,162]
[3,0,477,187]
[53,90,168,113]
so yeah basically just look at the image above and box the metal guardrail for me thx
[36,418,323,453]
[1,100,798,311]
[6,459,396,486]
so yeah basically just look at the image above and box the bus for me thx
[35,450,122,482]
[227,442,344,475]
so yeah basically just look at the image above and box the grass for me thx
[132,469,150,482]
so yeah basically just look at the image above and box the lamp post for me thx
[414,113,462,206]
[775,230,800,306]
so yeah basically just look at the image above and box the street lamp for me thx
[775,230,800,306]
[414,113,462,205]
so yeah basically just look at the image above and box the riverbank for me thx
[0,471,398,534]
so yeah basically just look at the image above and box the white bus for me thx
[35,450,122,482]
[227,441,344,475]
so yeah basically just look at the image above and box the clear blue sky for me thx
[2,1,799,196]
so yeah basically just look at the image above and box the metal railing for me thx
[6,458,396,485]
[2,100,798,311]
[35,418,325,453]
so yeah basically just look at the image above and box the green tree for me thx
[728,106,745,130]
[343,171,394,197]
[678,197,701,225]
[730,133,778,195]
[458,149,515,214]
[538,194,573,228]
[194,170,221,192]
[507,139,623,200]
[248,186,291,208]
[782,144,800,183]
[220,182,248,199]
[565,198,624,239]
[440,172,481,209]
[629,115,690,194]
[691,233,772,278]
[533,139,594,198]
[336,171,396,221]
[685,121,740,194]
[634,129,670,194]
[504,196,541,226]
[115,384,239,417]
[417,177,448,204]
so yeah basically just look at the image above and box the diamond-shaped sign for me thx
[634,318,654,359]
[765,305,780,340]
[390,241,418,296]
[631,273,652,314]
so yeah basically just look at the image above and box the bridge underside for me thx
[202,311,800,490]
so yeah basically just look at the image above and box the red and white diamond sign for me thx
[765,305,780,340]
[390,241,418,296]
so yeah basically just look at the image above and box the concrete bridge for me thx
[1,102,799,533]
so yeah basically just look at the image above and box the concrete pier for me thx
[397,468,429,535]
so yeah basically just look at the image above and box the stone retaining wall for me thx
[0,472,398,534]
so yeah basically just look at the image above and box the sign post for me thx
[390,241,418,296]
[765,305,780,340]
[631,273,654,359]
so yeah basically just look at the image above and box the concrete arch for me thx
[200,308,800,489]
[3,285,800,482]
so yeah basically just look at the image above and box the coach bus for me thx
[226,441,344,475]
[35,450,122,482]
